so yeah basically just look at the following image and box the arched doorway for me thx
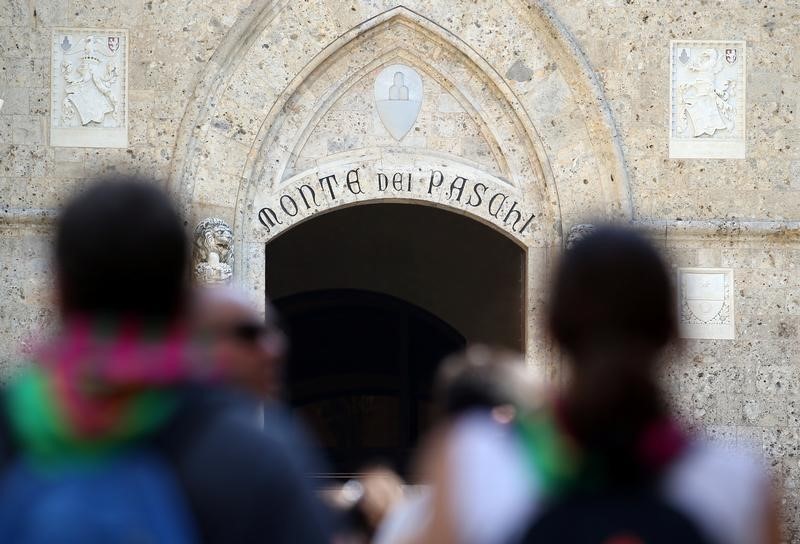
[267,203,525,476]
[173,1,635,416]
[275,289,464,476]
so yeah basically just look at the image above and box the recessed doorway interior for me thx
[266,203,525,477]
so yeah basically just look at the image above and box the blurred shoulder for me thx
[445,411,539,544]
[173,384,297,468]
[166,385,331,542]
[667,438,767,487]
[663,438,770,544]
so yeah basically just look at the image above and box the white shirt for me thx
[445,411,771,544]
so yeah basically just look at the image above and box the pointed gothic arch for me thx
[168,1,632,368]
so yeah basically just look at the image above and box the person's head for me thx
[193,287,287,399]
[549,225,677,376]
[547,226,678,478]
[433,345,542,423]
[55,177,188,323]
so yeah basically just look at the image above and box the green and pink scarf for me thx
[6,316,217,462]
[517,402,688,497]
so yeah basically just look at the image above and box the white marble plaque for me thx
[669,40,745,159]
[51,29,128,148]
[678,267,735,339]
[374,64,423,141]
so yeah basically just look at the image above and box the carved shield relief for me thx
[51,28,128,148]
[678,267,735,339]
[374,64,423,141]
[683,271,726,322]
[669,40,746,159]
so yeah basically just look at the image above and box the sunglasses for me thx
[232,323,267,342]
[218,322,281,343]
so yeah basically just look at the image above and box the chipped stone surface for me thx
[506,59,534,82]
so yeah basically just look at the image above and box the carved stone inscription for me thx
[669,40,745,159]
[257,166,535,240]
[678,267,735,339]
[51,29,128,148]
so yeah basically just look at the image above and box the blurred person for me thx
[420,227,780,544]
[517,227,779,544]
[377,346,543,544]
[193,286,329,479]
[356,465,405,533]
[193,287,287,404]
[330,465,405,544]
[432,345,542,422]
[0,178,330,543]
[328,478,372,544]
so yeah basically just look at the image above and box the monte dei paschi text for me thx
[257,169,535,236]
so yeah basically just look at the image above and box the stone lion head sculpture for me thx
[565,223,596,250]
[193,218,234,284]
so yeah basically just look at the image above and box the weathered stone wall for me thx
[2,0,800,538]
[550,1,800,221]
[659,224,800,536]
[0,0,253,367]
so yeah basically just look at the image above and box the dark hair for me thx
[55,177,188,320]
[548,226,677,483]
[550,227,676,353]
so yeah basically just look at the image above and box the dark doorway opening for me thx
[266,203,525,478]
[274,289,465,476]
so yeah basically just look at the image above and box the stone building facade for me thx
[1,0,800,538]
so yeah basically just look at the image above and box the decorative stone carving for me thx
[51,29,128,148]
[193,218,234,285]
[669,40,745,159]
[565,223,595,250]
[374,64,423,141]
[677,267,735,339]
